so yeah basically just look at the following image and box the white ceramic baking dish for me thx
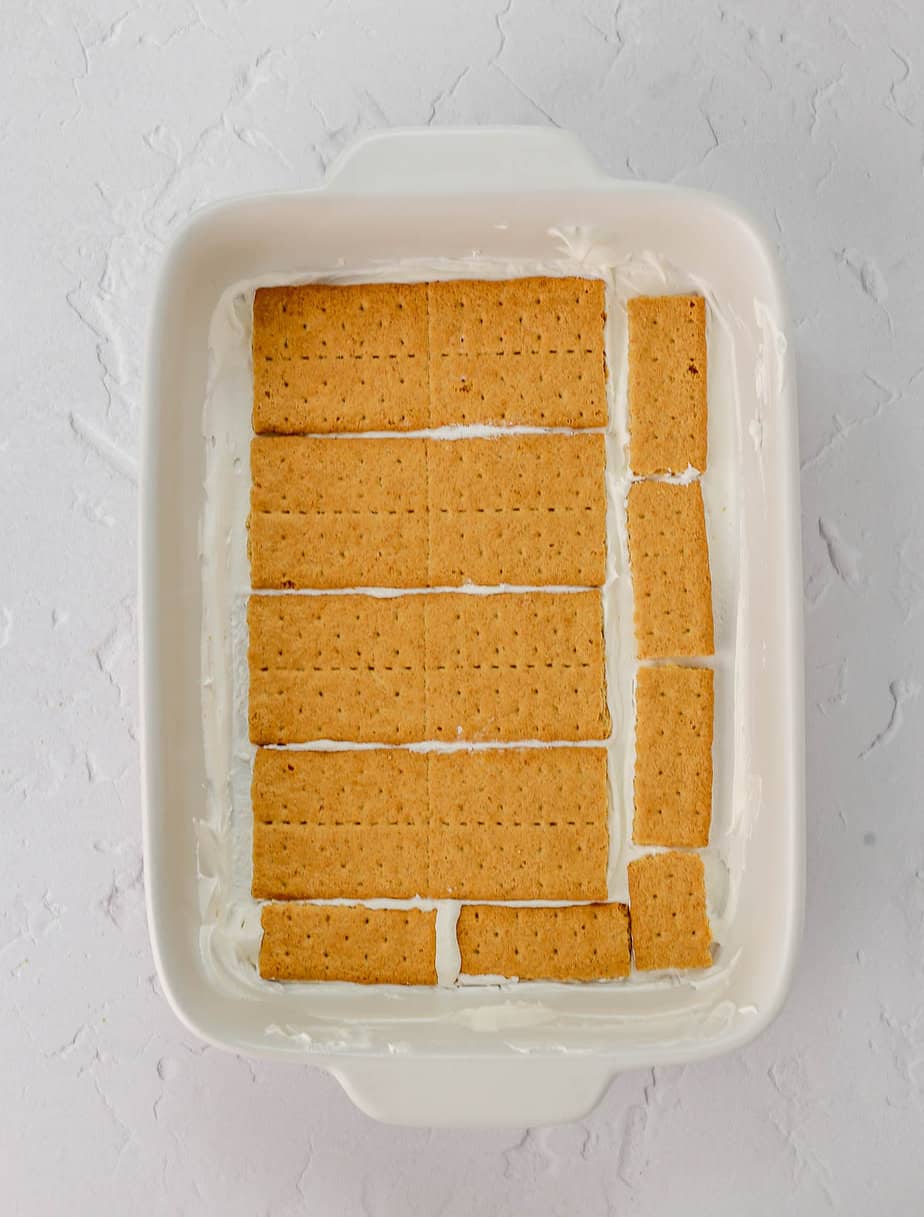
[140,127,804,1127]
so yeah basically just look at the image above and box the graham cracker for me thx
[249,436,429,588]
[249,592,610,744]
[248,594,427,744]
[456,903,631,981]
[249,433,607,590]
[253,276,607,433]
[428,747,608,899]
[626,480,714,659]
[252,283,430,433]
[427,433,606,587]
[627,850,712,970]
[633,665,714,848]
[627,295,708,475]
[252,749,429,899]
[428,277,607,428]
[252,746,608,901]
[259,903,437,984]
[424,591,611,742]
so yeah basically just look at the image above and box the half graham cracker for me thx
[633,665,714,848]
[248,593,427,744]
[252,749,430,899]
[627,295,708,475]
[249,592,610,744]
[456,904,631,981]
[248,433,607,589]
[252,747,609,901]
[259,903,437,984]
[428,747,608,899]
[249,436,429,588]
[252,282,430,433]
[627,851,712,970]
[427,433,606,586]
[428,277,608,428]
[627,480,714,659]
[424,591,610,742]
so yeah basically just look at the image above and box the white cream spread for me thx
[198,238,770,1046]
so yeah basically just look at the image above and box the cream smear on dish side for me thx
[200,247,745,1015]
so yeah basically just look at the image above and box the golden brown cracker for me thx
[427,747,608,899]
[252,282,430,433]
[633,666,714,848]
[259,903,437,984]
[627,850,712,970]
[427,434,607,586]
[428,277,607,427]
[247,594,428,744]
[249,433,607,590]
[456,903,631,981]
[428,277,606,355]
[424,591,611,742]
[626,480,714,659]
[249,512,428,592]
[252,749,429,899]
[627,295,707,475]
[252,746,608,901]
[248,592,608,744]
[253,276,607,433]
[249,436,429,588]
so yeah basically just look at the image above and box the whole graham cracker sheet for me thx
[259,903,437,985]
[252,746,609,901]
[253,277,607,432]
[248,590,611,745]
[249,433,607,589]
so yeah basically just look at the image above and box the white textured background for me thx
[2,1,922,1212]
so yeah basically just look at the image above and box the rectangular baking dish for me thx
[140,127,804,1127]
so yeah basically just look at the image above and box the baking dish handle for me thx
[323,126,606,195]
[331,1057,615,1128]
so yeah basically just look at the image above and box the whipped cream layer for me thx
[199,240,761,1039]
